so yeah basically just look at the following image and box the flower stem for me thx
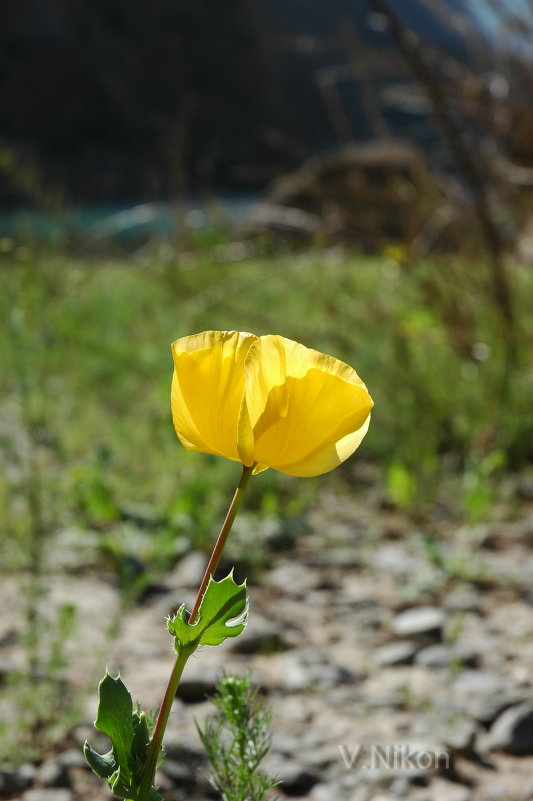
[138,462,255,801]
[137,650,189,801]
[189,463,254,624]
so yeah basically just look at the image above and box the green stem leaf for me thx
[168,571,248,654]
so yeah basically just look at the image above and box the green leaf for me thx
[94,673,134,773]
[84,673,164,800]
[83,742,117,779]
[168,571,248,653]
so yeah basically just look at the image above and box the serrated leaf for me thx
[168,571,248,652]
[94,673,134,773]
[83,742,117,779]
[84,674,164,801]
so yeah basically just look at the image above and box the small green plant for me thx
[386,461,416,508]
[462,449,505,525]
[197,673,279,801]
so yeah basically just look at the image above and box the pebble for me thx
[429,778,471,801]
[436,717,478,755]
[57,749,87,768]
[266,562,322,594]
[159,758,196,789]
[120,500,162,527]
[175,674,218,703]
[452,671,524,726]
[0,655,18,681]
[375,641,419,667]
[414,644,478,669]
[489,702,533,755]
[282,657,356,691]
[22,791,73,801]
[36,759,70,787]
[276,761,319,795]
[391,607,445,642]
[0,764,35,796]
[310,781,345,801]
[304,548,362,569]
[170,551,207,589]
[372,545,418,575]
[229,618,286,655]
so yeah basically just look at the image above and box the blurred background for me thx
[1,0,533,798]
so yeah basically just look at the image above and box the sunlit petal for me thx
[276,416,371,477]
[242,335,373,476]
[171,330,256,462]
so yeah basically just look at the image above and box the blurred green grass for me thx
[1,239,532,576]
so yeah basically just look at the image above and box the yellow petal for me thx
[171,331,256,463]
[242,335,373,476]
[276,415,372,477]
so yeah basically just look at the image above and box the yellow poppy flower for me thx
[171,330,373,477]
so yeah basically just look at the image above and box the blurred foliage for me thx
[1,239,532,558]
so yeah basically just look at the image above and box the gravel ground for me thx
[2,484,533,801]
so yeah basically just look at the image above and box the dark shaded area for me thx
[0,0,479,205]
[0,0,287,203]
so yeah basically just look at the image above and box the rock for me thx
[0,655,18,681]
[489,702,533,755]
[445,588,483,614]
[266,561,322,594]
[170,551,207,589]
[282,659,316,691]
[36,759,71,787]
[429,778,471,801]
[271,731,301,754]
[57,749,87,769]
[414,644,451,668]
[282,656,357,691]
[297,747,336,770]
[452,671,524,726]
[120,500,162,527]
[0,764,35,796]
[304,548,362,569]
[22,791,73,801]
[372,545,418,575]
[45,526,101,570]
[275,761,319,795]
[310,782,345,801]
[414,644,478,669]
[229,618,286,655]
[311,663,356,686]
[153,770,173,794]
[159,759,196,790]
[436,717,478,756]
[175,674,218,703]
[0,629,18,647]
[160,743,205,768]
[391,607,445,642]
[516,477,533,501]
[365,691,409,709]
[375,641,419,667]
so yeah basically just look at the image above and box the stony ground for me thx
[1,481,533,801]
